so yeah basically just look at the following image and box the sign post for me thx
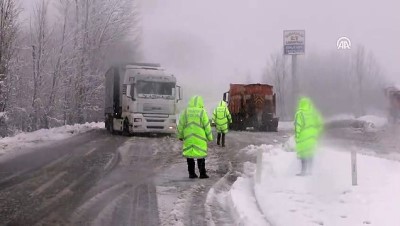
[291,55,298,98]
[283,30,305,108]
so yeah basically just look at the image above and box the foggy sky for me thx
[20,0,400,111]
[139,0,399,109]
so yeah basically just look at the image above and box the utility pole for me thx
[292,54,298,102]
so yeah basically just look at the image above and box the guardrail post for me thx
[351,150,358,186]
[256,148,263,184]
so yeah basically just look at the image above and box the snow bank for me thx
[229,144,400,226]
[0,122,104,156]
[326,114,355,122]
[279,115,388,131]
[358,115,387,131]
[283,135,296,152]
[278,121,294,131]
[325,114,387,131]
[242,144,274,156]
[228,161,270,226]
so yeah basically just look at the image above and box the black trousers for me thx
[300,158,313,174]
[217,133,225,146]
[187,158,206,175]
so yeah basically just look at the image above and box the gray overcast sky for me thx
[21,0,400,80]
[21,0,400,109]
[140,0,399,80]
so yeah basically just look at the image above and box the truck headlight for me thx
[134,118,142,122]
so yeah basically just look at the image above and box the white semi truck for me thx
[104,63,181,135]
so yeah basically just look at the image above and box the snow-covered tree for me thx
[0,0,141,136]
[0,0,20,136]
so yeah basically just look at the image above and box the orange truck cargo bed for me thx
[223,83,278,131]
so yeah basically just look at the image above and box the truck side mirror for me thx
[272,93,276,114]
[177,86,182,102]
[223,92,229,103]
[131,88,136,101]
[129,85,136,101]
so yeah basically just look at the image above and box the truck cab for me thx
[105,63,182,135]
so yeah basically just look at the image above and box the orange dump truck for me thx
[222,83,279,131]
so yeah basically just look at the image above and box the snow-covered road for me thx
[155,130,291,226]
[0,124,291,225]
[1,120,398,226]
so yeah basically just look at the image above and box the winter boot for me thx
[221,133,226,147]
[187,158,197,179]
[197,158,209,179]
[296,159,307,176]
[217,133,221,145]
[199,173,209,179]
[305,158,313,176]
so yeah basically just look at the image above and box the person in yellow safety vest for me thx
[294,96,324,176]
[212,101,232,147]
[177,95,213,179]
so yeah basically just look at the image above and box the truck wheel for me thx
[109,117,116,135]
[106,116,111,132]
[268,123,278,132]
[123,118,130,136]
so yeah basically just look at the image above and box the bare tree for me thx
[29,0,51,130]
[351,45,386,117]
[264,52,289,119]
[73,0,88,123]
[263,47,385,118]
[44,0,70,128]
[354,45,366,116]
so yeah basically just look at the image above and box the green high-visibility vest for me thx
[177,96,213,158]
[213,101,232,134]
[295,97,323,159]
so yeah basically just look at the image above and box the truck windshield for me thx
[136,81,175,99]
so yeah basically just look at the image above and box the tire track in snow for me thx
[30,171,67,196]
[71,136,171,225]
[0,131,127,225]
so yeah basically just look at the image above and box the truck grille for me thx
[143,114,168,118]
[146,119,165,123]
[147,126,164,129]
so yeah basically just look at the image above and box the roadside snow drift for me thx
[326,114,387,131]
[278,115,387,132]
[357,115,387,131]
[229,144,400,226]
[278,121,294,131]
[0,122,104,156]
